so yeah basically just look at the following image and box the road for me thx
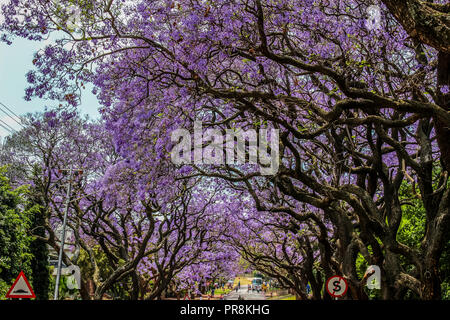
[224,285,266,300]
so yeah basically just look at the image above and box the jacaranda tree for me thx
[1,0,449,300]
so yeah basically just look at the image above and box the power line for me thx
[0,101,25,128]
[0,101,23,121]
[0,118,16,132]
[0,122,14,134]
[0,106,24,128]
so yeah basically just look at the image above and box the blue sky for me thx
[0,27,101,139]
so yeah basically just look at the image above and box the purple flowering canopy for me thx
[1,0,449,300]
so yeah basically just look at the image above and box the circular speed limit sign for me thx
[326,275,348,298]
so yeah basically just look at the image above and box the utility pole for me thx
[53,166,73,300]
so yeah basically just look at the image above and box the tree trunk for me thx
[421,263,441,300]
[131,271,140,300]
[381,1,450,54]
[436,52,450,172]
[30,200,50,300]
[80,278,94,300]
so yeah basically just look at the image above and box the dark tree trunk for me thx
[421,261,441,300]
[30,198,50,300]
[80,278,94,300]
[436,52,450,172]
[381,1,450,54]
[131,271,140,300]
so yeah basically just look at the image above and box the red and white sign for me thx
[326,275,348,298]
[5,271,36,299]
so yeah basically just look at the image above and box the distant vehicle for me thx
[252,277,263,291]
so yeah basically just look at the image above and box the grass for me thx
[281,295,296,300]
[267,294,296,300]
[210,288,232,296]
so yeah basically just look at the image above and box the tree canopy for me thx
[0,0,449,300]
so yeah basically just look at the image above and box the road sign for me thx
[5,271,36,299]
[66,265,81,290]
[326,275,348,298]
[365,265,381,289]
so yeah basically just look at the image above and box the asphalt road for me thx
[224,286,266,300]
